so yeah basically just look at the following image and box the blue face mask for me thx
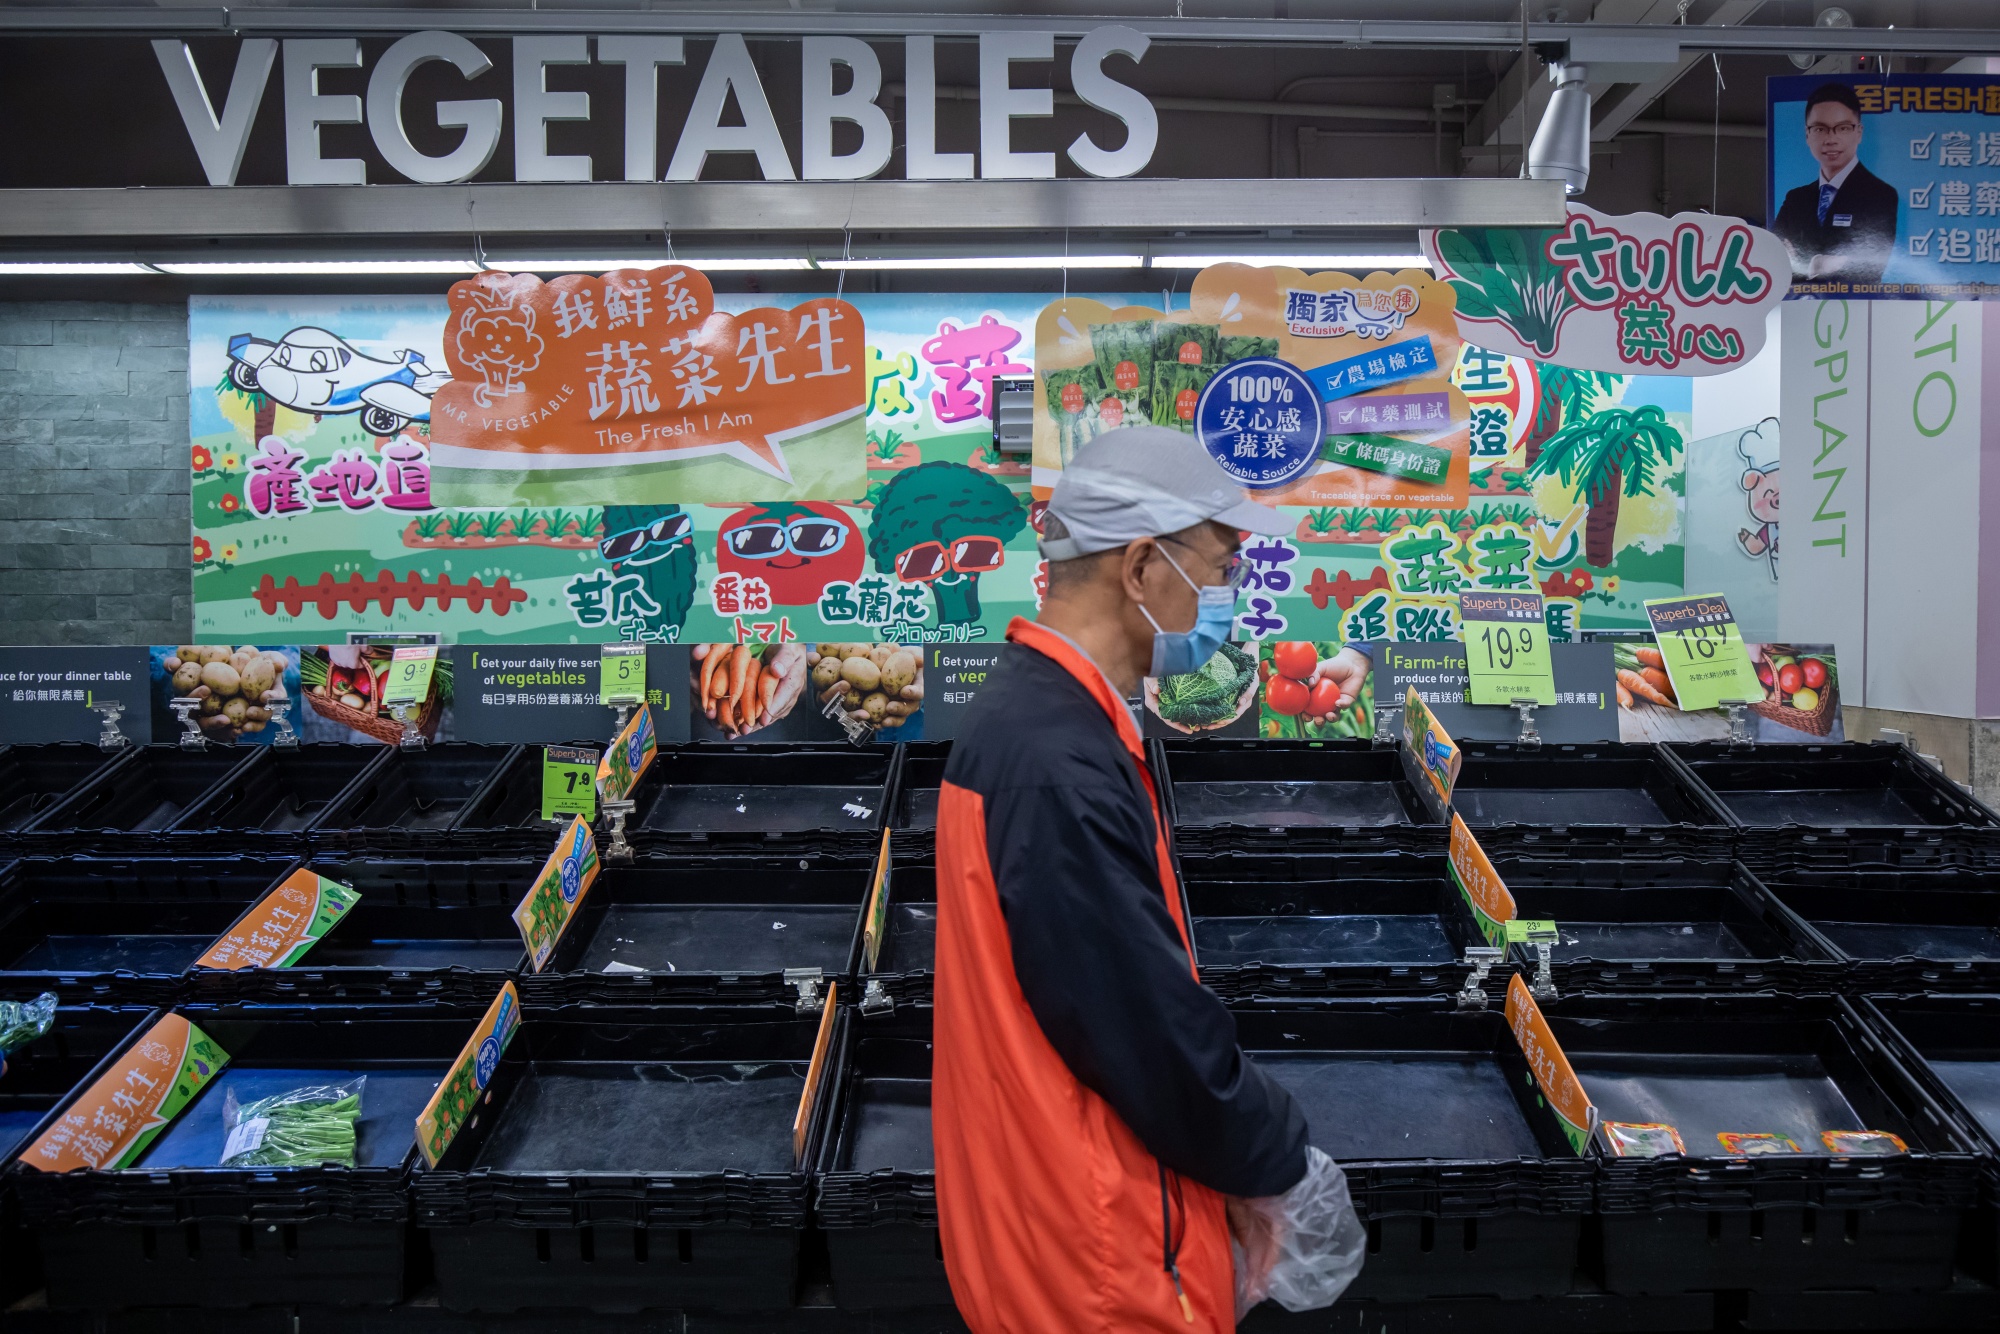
[1142,544,1239,677]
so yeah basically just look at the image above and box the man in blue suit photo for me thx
[1772,82,1899,283]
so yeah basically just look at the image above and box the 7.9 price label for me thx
[540,745,599,823]
[1458,591,1555,706]
[1643,593,1763,712]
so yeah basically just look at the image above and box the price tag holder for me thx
[1459,591,1556,706]
[382,645,438,708]
[600,645,646,705]
[1505,918,1559,945]
[1644,593,1763,712]
[541,745,600,823]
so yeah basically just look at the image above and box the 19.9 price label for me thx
[1643,593,1763,712]
[1458,591,1555,706]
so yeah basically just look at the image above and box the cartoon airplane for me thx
[226,327,449,436]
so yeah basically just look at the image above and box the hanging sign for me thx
[1505,974,1596,1156]
[416,984,522,1169]
[20,1014,229,1172]
[1420,204,1789,374]
[430,267,866,506]
[1459,591,1556,706]
[194,870,362,970]
[1193,358,1326,490]
[1644,593,1764,712]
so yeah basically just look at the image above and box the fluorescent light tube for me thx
[820,255,1146,270]
[496,257,816,272]
[1151,254,1431,269]
[0,262,156,275]
[151,260,482,275]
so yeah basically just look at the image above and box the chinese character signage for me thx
[193,869,362,970]
[416,984,521,1169]
[1505,974,1596,1156]
[20,1013,229,1173]
[1421,204,1789,374]
[1768,74,2000,299]
[513,817,600,972]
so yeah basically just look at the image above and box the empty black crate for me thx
[816,1006,944,1310]
[415,1004,838,1313]
[887,741,949,858]
[0,1005,154,1307]
[856,858,937,1010]
[165,744,389,848]
[630,743,892,855]
[24,745,259,851]
[523,854,873,1007]
[11,1002,468,1309]
[1178,852,1486,998]
[1675,741,2000,868]
[0,744,128,838]
[1157,739,1441,855]
[444,743,610,854]
[1235,1001,1593,1303]
[186,857,533,1005]
[0,856,300,1004]
[313,744,524,852]
[1564,992,1979,1296]
[1497,857,1836,992]
[1451,741,1734,857]
[1760,866,2000,991]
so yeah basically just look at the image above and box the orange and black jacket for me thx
[934,618,1307,1333]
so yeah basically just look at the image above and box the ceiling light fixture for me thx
[1527,61,1594,196]
[1150,254,1432,270]
[818,255,1146,270]
[151,260,484,276]
[495,257,816,272]
[0,262,156,276]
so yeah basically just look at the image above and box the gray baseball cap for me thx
[1039,424,1295,561]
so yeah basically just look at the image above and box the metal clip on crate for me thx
[1510,697,1543,749]
[168,697,206,749]
[786,966,827,1014]
[1517,922,1561,1000]
[599,798,636,863]
[390,701,427,750]
[859,977,894,1015]
[90,700,131,751]
[266,699,299,748]
[1456,946,1504,1010]
[1720,698,1753,749]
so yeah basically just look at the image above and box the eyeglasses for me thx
[1158,535,1248,589]
[1805,123,1860,139]
[599,511,692,561]
[893,536,1007,583]
[723,518,850,561]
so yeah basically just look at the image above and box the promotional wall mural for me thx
[191,278,1690,646]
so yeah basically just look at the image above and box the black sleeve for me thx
[984,768,1309,1198]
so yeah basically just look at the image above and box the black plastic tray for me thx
[855,854,937,1011]
[311,744,525,853]
[1155,738,1442,855]
[441,741,613,855]
[22,744,260,852]
[1449,741,1736,858]
[0,856,301,1004]
[629,743,894,856]
[886,741,949,859]
[1676,740,2000,869]
[1760,866,2000,991]
[1496,857,1837,992]
[522,854,874,1007]
[164,744,391,851]
[10,1001,471,1310]
[1179,852,1487,999]
[0,743,130,841]
[1551,992,1979,1296]
[415,1003,842,1314]
[184,856,532,1005]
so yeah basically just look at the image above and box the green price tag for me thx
[540,745,599,823]
[1459,592,1556,706]
[381,646,438,707]
[1644,594,1763,712]
[600,645,646,705]
[1505,918,1559,944]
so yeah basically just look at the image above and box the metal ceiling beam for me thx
[1590,0,1770,141]
[0,178,1568,242]
[2,9,1996,55]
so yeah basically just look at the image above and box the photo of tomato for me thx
[1271,641,1318,681]
[1776,662,1803,695]
[1266,675,1310,716]
[1801,657,1828,690]
[1255,639,1373,740]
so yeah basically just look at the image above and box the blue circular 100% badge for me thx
[1194,358,1325,490]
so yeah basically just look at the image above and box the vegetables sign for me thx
[1421,205,1789,375]
[1505,974,1596,1156]
[194,869,362,970]
[21,1014,229,1172]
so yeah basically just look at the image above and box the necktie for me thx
[1818,181,1837,225]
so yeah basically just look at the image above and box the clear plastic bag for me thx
[0,992,57,1058]
[1231,1145,1367,1319]
[220,1076,366,1168]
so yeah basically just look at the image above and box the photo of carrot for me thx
[1634,645,1666,670]
[1617,667,1674,708]
[687,642,814,740]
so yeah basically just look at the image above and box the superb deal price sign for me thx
[1458,591,1555,706]
[1644,593,1763,712]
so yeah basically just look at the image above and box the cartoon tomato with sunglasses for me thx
[715,502,865,605]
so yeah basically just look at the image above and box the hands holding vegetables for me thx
[1262,642,1373,739]
[693,642,809,739]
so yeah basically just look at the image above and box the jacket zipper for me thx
[1158,1162,1195,1324]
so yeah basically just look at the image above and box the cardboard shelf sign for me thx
[1505,974,1597,1157]
[1448,813,1515,948]
[21,1014,229,1172]
[194,869,362,970]
[416,983,521,1169]
[1459,590,1556,706]
[1402,686,1462,811]
[512,817,601,972]
[1644,593,1764,712]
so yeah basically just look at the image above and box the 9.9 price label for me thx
[1643,593,1763,712]
[1458,591,1555,706]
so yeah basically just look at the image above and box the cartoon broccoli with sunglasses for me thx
[866,461,1027,627]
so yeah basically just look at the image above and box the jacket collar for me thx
[1006,617,1147,765]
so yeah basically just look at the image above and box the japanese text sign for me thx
[1644,593,1764,711]
[1448,813,1516,948]
[1505,974,1596,1156]
[194,869,361,970]
[512,817,600,972]
[1459,591,1556,706]
[1403,686,1462,805]
[541,745,599,823]
[600,644,646,704]
[431,267,866,505]
[596,701,658,803]
[21,1013,228,1172]
[416,983,520,1169]
[1421,204,1788,374]
[381,645,438,707]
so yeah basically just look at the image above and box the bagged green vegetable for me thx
[0,992,56,1057]
[221,1076,366,1168]
[1221,335,1280,362]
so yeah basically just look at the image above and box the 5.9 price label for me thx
[1458,591,1555,706]
[1643,593,1763,712]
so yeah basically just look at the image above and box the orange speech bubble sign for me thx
[431,267,865,486]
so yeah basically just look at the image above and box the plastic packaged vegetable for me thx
[0,992,57,1057]
[1231,1145,1367,1319]
[220,1076,366,1168]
